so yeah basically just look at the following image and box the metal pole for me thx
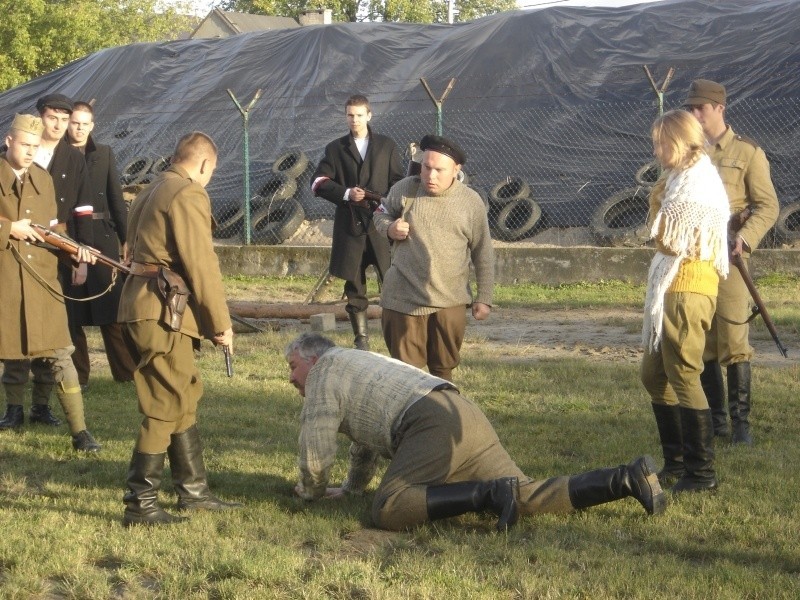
[420,78,456,136]
[227,89,262,245]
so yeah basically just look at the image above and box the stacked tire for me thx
[213,150,307,245]
[486,177,542,242]
[774,200,800,247]
[589,160,658,247]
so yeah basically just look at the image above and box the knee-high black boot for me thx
[728,362,753,446]
[349,311,370,351]
[651,403,684,487]
[123,451,187,527]
[568,455,667,515]
[672,408,717,493]
[167,425,242,511]
[426,477,519,531]
[701,360,728,437]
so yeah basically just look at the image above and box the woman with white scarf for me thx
[640,110,730,494]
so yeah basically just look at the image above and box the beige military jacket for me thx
[708,126,779,252]
[118,165,231,340]
[0,158,72,358]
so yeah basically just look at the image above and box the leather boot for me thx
[72,430,101,452]
[0,383,26,430]
[568,455,667,515]
[123,451,187,527]
[30,382,61,427]
[672,408,718,493]
[167,425,242,511]
[0,404,24,430]
[728,362,753,446]
[651,403,684,487]
[701,360,728,437]
[426,477,520,531]
[349,311,370,351]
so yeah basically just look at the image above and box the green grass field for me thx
[0,276,798,598]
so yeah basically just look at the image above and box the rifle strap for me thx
[10,244,118,302]
[716,305,760,327]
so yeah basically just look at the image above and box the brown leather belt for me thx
[129,262,159,278]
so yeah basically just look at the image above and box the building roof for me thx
[191,9,299,38]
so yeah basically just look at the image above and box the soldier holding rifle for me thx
[118,131,240,526]
[685,79,780,445]
[0,114,100,452]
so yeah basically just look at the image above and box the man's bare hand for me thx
[472,302,491,321]
[213,328,234,353]
[72,245,97,265]
[9,219,44,243]
[349,187,366,202]
[730,235,745,257]
[388,218,410,241]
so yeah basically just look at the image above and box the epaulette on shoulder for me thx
[735,134,760,149]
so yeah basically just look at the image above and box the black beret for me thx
[36,93,74,114]
[420,134,466,165]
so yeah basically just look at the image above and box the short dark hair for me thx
[345,94,371,112]
[284,333,336,361]
[173,131,217,163]
[72,101,94,116]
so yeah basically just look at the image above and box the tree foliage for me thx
[220,0,516,24]
[0,0,194,91]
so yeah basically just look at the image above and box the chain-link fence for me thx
[105,96,800,248]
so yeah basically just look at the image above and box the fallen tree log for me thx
[228,301,382,321]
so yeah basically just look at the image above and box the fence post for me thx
[420,78,456,135]
[227,88,262,246]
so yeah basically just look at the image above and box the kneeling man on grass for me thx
[285,333,667,531]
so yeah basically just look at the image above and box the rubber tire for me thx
[488,177,530,205]
[151,155,172,175]
[590,187,651,247]
[489,197,542,242]
[272,151,309,179]
[213,203,244,240]
[250,199,305,245]
[120,157,153,185]
[635,161,660,187]
[774,201,800,246]
[257,173,298,201]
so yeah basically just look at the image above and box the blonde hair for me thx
[651,110,706,171]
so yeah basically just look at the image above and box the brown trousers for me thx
[704,257,753,365]
[641,292,716,410]
[371,389,572,530]
[381,306,467,381]
[125,321,200,454]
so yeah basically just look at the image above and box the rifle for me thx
[360,189,384,212]
[726,208,788,358]
[32,223,130,274]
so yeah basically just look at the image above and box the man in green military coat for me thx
[119,131,240,526]
[0,114,100,451]
[685,79,780,446]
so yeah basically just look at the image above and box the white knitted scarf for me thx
[642,154,730,352]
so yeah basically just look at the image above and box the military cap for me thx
[420,134,467,165]
[36,93,74,114]
[10,113,44,136]
[684,79,726,106]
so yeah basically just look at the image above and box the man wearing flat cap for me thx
[374,134,493,381]
[0,114,100,451]
[311,94,404,351]
[0,93,96,439]
[684,79,779,446]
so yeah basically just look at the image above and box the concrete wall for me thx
[215,246,800,285]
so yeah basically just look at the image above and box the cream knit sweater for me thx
[374,176,494,315]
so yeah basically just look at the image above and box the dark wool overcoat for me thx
[312,127,403,282]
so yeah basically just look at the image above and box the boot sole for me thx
[638,456,667,516]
